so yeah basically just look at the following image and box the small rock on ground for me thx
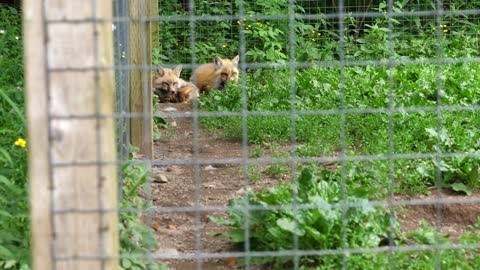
[154,174,169,183]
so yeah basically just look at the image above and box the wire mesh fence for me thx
[29,0,480,269]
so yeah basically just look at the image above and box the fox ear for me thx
[173,64,183,77]
[156,66,165,76]
[213,56,223,69]
[232,55,239,66]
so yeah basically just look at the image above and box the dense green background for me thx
[156,0,480,268]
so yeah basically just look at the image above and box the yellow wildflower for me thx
[14,138,27,148]
[443,29,448,33]
[312,38,316,42]
[222,44,228,48]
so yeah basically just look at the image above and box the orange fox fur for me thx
[190,55,239,93]
[152,65,199,103]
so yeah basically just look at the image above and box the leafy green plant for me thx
[392,221,480,269]
[246,164,261,183]
[210,168,393,268]
[243,20,287,62]
[264,163,288,178]
[152,95,168,141]
[249,146,265,158]
[199,60,480,195]
[423,127,480,195]
[0,5,30,270]
[212,167,480,268]
[154,0,480,268]
[119,148,168,270]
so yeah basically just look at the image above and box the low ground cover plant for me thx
[0,5,29,270]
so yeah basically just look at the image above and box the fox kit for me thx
[190,55,240,93]
[153,65,199,103]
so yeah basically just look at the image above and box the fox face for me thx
[190,55,240,93]
[213,55,239,89]
[153,64,199,103]
[153,65,182,96]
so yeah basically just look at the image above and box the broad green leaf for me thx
[223,229,245,243]
[4,260,16,269]
[0,210,12,218]
[298,168,314,188]
[267,226,285,240]
[304,226,324,242]
[277,218,305,236]
[277,217,295,232]
[451,183,473,196]
[208,216,234,226]
[0,245,13,257]
[121,259,132,268]
[425,128,437,138]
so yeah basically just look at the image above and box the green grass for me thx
[210,167,480,269]
[119,149,169,270]
[0,5,30,270]
[196,9,480,268]
[201,55,480,266]
[199,62,480,196]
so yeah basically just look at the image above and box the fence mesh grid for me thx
[44,0,480,269]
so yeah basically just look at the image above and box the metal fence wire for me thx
[44,0,480,269]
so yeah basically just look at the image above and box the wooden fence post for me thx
[151,0,159,50]
[24,1,119,269]
[23,0,51,269]
[129,0,154,158]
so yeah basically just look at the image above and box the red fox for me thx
[153,65,199,103]
[190,55,239,93]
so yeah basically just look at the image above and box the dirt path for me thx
[150,103,284,270]
[149,103,480,270]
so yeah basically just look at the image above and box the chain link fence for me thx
[28,0,480,269]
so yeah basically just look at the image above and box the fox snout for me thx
[153,87,175,97]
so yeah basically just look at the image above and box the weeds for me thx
[211,167,480,269]
[184,1,480,268]
[119,148,168,270]
[199,62,480,195]
[210,167,394,268]
[0,5,29,270]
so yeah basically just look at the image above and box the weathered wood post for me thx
[24,1,119,269]
[129,0,155,158]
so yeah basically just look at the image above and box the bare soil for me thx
[396,190,480,241]
[149,102,480,270]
